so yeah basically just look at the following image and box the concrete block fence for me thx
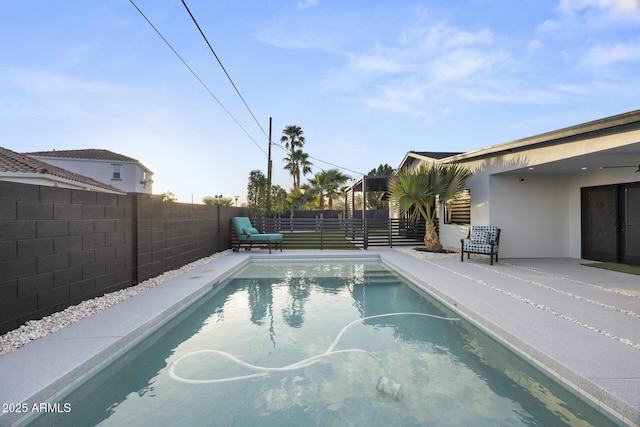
[0,181,247,335]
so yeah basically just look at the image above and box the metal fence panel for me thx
[231,217,425,250]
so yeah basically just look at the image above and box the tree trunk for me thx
[423,222,442,251]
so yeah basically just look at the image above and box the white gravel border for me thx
[0,250,232,357]
[0,247,457,357]
[392,246,460,260]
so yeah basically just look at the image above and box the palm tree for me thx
[281,125,308,188]
[283,149,312,189]
[307,169,351,210]
[389,163,472,251]
[286,187,314,212]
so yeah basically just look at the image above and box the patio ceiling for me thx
[496,140,640,176]
[346,175,389,192]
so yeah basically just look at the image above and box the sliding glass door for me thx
[581,182,640,265]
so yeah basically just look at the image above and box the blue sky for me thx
[2,0,639,204]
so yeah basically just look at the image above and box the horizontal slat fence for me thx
[233,217,425,250]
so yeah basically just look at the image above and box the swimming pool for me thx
[25,258,617,426]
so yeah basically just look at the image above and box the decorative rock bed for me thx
[0,247,459,357]
[0,250,232,357]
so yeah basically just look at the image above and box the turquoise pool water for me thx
[28,259,616,426]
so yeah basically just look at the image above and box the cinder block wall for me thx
[134,197,244,282]
[0,181,246,335]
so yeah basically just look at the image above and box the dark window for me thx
[112,164,121,180]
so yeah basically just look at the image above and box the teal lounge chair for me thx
[232,217,283,254]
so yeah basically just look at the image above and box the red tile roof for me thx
[23,149,140,163]
[0,147,124,193]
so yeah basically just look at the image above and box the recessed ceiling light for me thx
[581,167,587,170]
[528,167,534,170]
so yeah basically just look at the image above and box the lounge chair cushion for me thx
[239,233,282,242]
[463,241,493,253]
[470,229,489,245]
[242,227,260,235]
[462,226,499,254]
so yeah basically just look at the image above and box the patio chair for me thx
[232,217,283,254]
[461,226,501,265]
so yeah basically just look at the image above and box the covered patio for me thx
[343,175,390,219]
[398,110,640,266]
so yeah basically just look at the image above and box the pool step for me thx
[361,269,404,286]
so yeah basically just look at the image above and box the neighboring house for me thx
[0,146,125,194]
[24,149,154,194]
[395,109,640,265]
[0,147,124,194]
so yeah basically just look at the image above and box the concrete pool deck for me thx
[381,249,640,426]
[0,249,638,426]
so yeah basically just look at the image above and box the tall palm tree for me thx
[281,125,307,188]
[283,149,312,189]
[307,169,351,210]
[389,163,472,251]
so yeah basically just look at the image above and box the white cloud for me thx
[534,1,640,71]
[528,39,543,51]
[349,53,403,73]
[297,0,319,11]
[253,16,348,51]
[1,67,113,97]
[582,38,640,65]
[401,24,493,51]
[428,49,507,85]
[537,0,640,37]
[335,23,508,115]
[0,66,165,125]
[559,0,640,14]
[262,4,635,120]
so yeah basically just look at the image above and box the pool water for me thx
[28,259,616,426]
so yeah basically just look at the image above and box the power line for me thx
[128,0,267,155]
[131,0,364,178]
[272,141,365,176]
[180,0,269,140]
[178,1,365,177]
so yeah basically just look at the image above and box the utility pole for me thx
[267,117,273,215]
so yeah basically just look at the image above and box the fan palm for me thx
[389,163,472,251]
[283,149,312,189]
[307,169,351,209]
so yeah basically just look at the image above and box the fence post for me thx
[364,217,368,250]
[388,219,393,248]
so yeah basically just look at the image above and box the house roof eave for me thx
[0,172,125,194]
[441,109,640,164]
[397,151,461,170]
[25,149,155,175]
